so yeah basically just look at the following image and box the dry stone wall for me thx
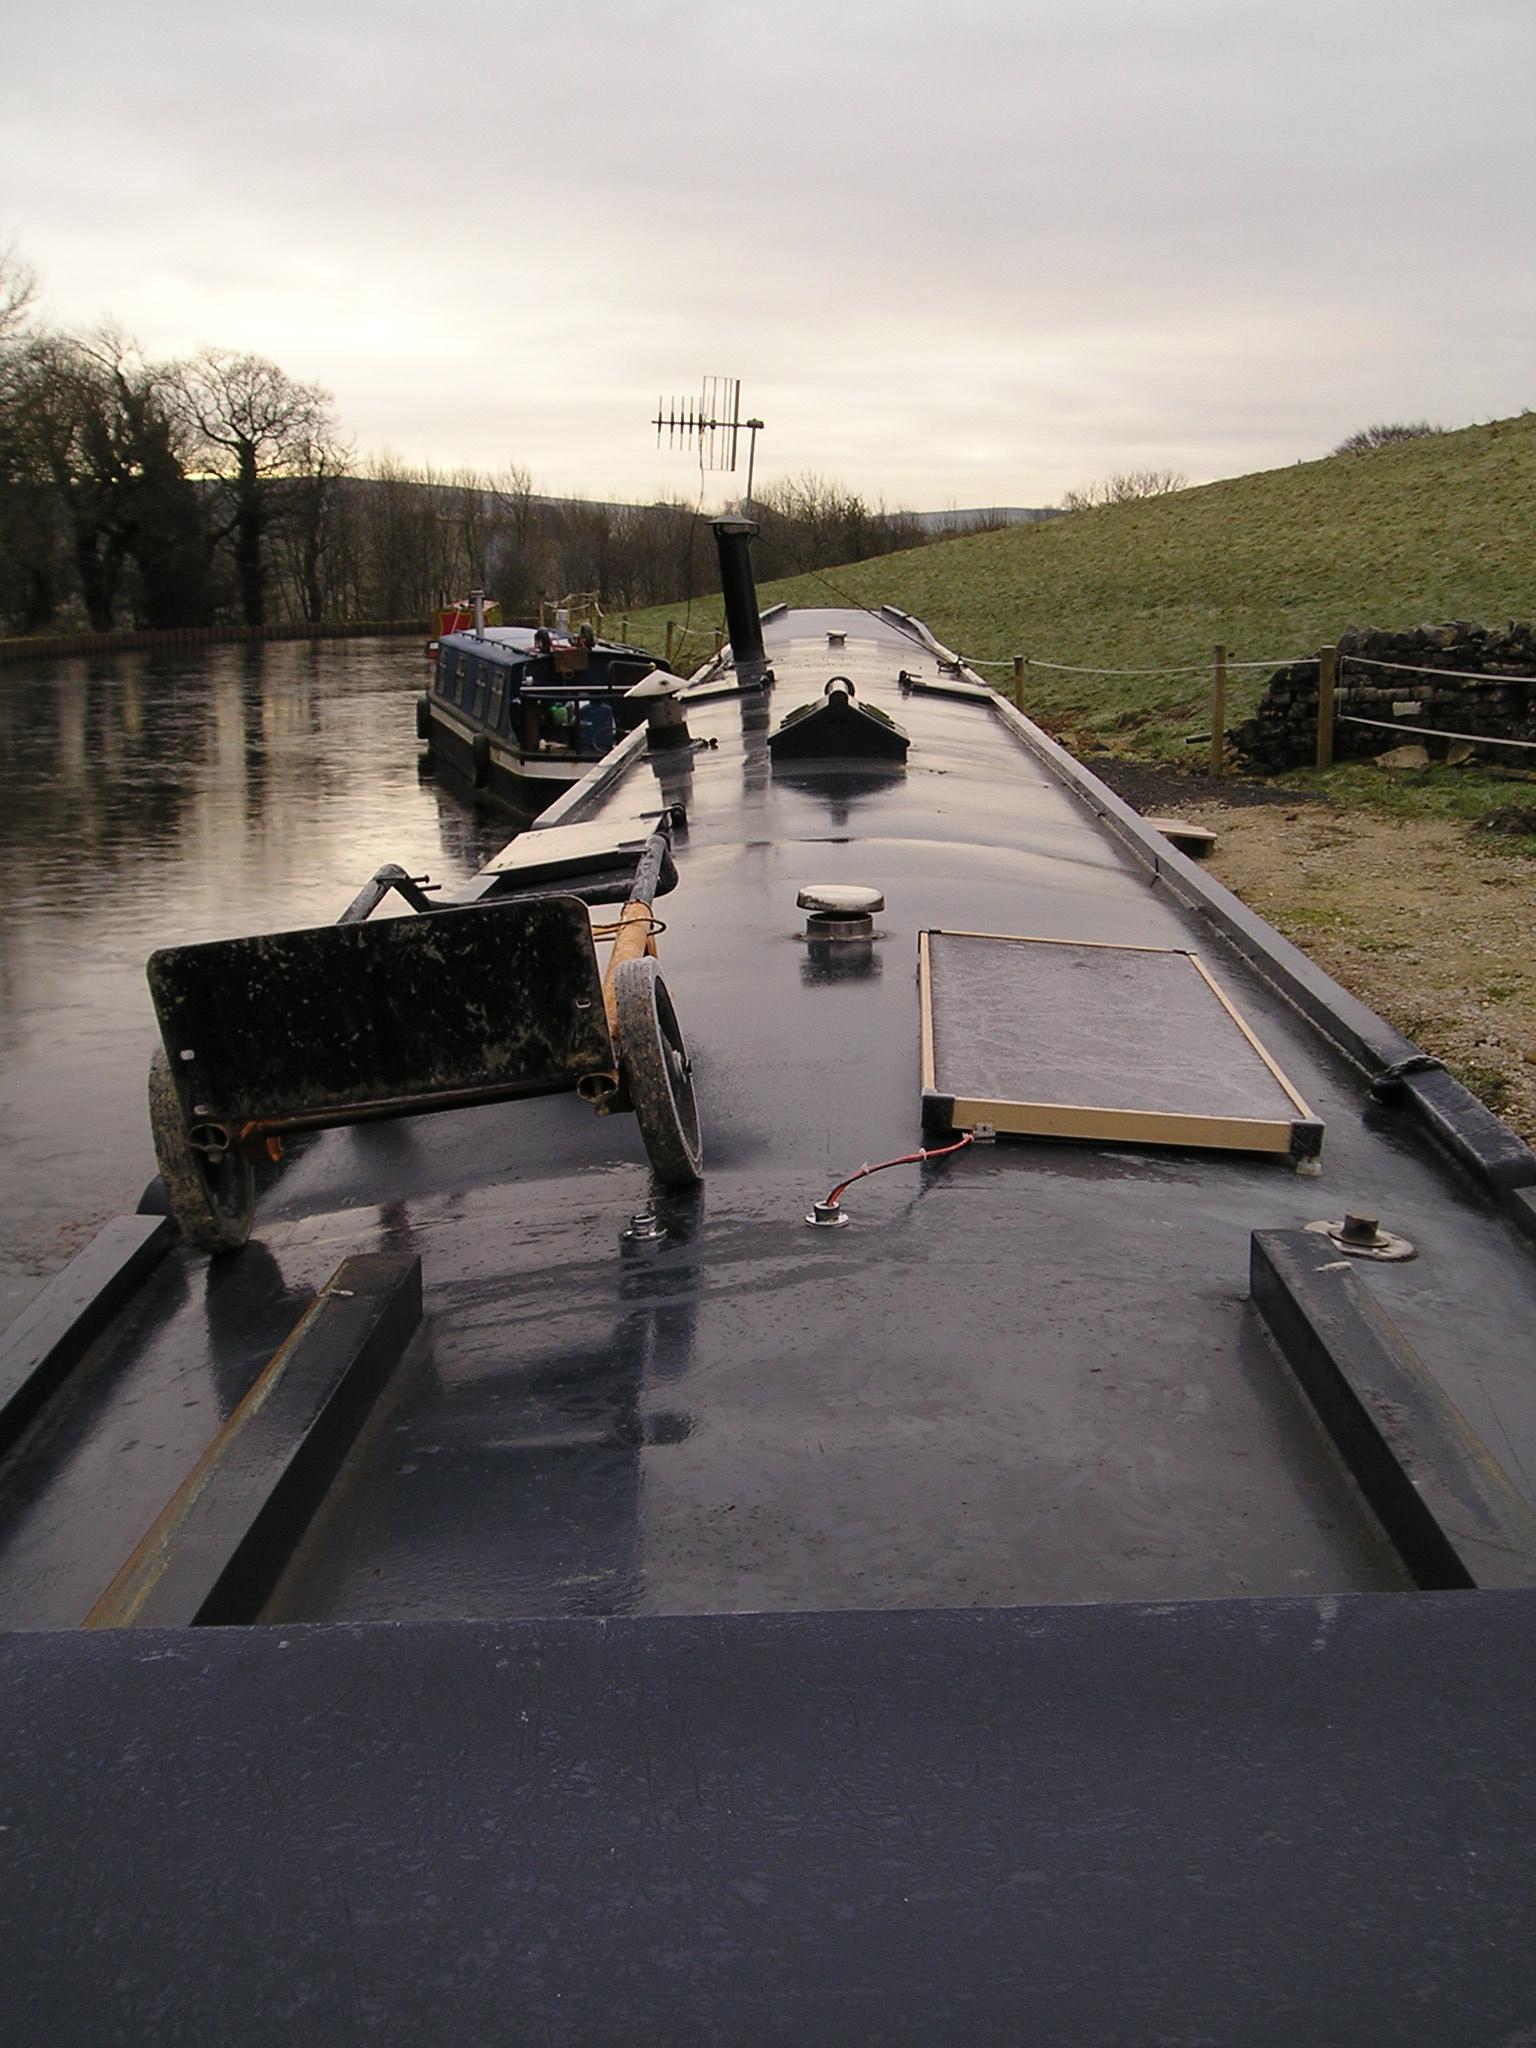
[1234,622,1536,773]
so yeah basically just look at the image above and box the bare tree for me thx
[447,468,493,591]
[1059,469,1188,512]
[171,348,333,626]
[13,330,211,630]
[352,452,468,619]
[480,464,539,613]
[83,331,210,628]
[0,238,35,353]
[750,473,925,583]
[1332,421,1442,456]
[273,428,354,623]
[497,462,536,547]
[13,334,132,629]
[0,241,62,630]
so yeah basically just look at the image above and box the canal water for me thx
[0,638,515,1327]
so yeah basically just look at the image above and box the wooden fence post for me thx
[1211,645,1228,777]
[1012,655,1024,709]
[665,620,676,665]
[1316,645,1337,769]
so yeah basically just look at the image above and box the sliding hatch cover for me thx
[919,929,1322,1161]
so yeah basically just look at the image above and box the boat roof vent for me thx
[797,883,884,939]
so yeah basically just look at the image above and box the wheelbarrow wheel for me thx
[614,956,703,1186]
[147,1048,255,1254]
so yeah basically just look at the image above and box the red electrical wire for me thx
[822,1131,974,1209]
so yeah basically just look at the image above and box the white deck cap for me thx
[796,884,885,915]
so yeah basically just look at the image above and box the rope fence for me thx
[948,640,1536,777]
[964,649,1536,686]
[965,653,1298,677]
[1337,716,1536,754]
[1340,652,1536,687]
[510,598,1536,776]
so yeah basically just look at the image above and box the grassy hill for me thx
[621,413,1536,758]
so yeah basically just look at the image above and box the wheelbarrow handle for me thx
[602,811,679,1040]
[627,807,682,912]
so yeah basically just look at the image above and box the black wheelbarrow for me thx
[144,813,701,1252]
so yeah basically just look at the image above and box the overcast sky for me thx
[4,0,1532,507]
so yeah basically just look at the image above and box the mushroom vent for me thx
[797,883,884,940]
[768,677,910,763]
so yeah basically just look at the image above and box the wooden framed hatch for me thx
[918,930,1323,1162]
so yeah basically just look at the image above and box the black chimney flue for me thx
[712,518,765,675]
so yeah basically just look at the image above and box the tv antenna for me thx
[652,376,765,511]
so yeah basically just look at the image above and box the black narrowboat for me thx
[5,519,1536,2043]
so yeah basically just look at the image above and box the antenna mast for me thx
[652,377,765,512]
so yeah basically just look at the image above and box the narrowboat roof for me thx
[5,598,1536,2041]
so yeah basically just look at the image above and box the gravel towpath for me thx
[1089,759,1536,1150]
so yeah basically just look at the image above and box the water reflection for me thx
[0,637,507,1325]
[202,1241,313,1414]
[770,764,907,829]
[261,1183,706,1622]
[801,935,884,986]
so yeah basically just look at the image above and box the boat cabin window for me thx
[471,663,489,719]
[489,675,506,728]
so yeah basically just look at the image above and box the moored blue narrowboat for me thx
[418,616,669,813]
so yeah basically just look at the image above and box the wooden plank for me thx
[950,1096,1298,1154]
[917,930,936,1091]
[1143,817,1217,856]
[1183,952,1314,1119]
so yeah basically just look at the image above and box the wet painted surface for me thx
[5,1595,1536,2045]
[4,610,1536,1626]
[6,605,1536,2039]
[0,639,508,1325]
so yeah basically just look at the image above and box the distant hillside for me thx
[624,414,1536,753]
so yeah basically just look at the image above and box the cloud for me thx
[4,0,1532,504]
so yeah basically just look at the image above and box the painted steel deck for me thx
[3,601,1535,2040]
